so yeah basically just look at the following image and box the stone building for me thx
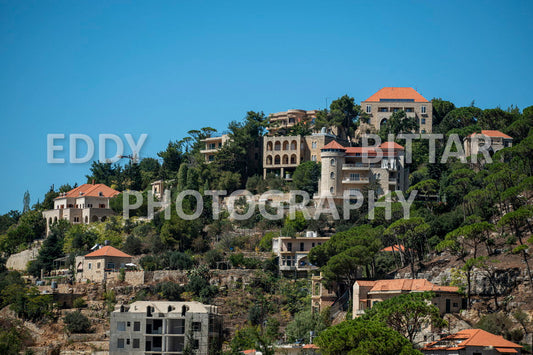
[262,129,342,179]
[361,87,433,133]
[75,245,132,283]
[463,130,513,159]
[272,231,330,277]
[316,140,408,202]
[42,183,119,236]
[199,134,231,163]
[267,109,318,136]
[110,301,223,355]
[352,279,462,318]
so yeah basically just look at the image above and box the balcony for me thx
[342,178,369,184]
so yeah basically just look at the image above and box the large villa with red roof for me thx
[42,183,120,235]
[316,139,408,201]
[361,87,433,133]
[464,129,513,159]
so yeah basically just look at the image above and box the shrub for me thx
[72,297,87,309]
[64,310,92,333]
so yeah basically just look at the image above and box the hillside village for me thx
[0,87,532,355]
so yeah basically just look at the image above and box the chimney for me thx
[92,179,95,185]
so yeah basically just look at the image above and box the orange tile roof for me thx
[85,246,132,258]
[380,141,405,150]
[366,279,459,293]
[467,130,512,139]
[363,87,429,103]
[381,244,408,252]
[56,183,120,199]
[422,329,522,351]
[322,140,346,150]
[303,344,319,349]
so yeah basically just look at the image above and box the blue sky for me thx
[0,0,532,214]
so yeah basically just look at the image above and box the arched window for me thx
[283,141,289,150]
[330,172,335,179]
[282,155,289,164]
[380,118,388,127]
[91,215,98,222]
[274,155,280,165]
[330,158,336,166]
[291,140,297,150]
[267,142,273,151]
[84,216,88,223]
[266,155,273,165]
[290,154,297,164]
[274,141,281,151]
[330,187,334,193]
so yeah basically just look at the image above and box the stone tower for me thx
[319,141,346,199]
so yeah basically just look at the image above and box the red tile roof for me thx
[303,344,319,349]
[381,244,408,252]
[56,183,120,199]
[422,329,522,352]
[380,141,405,150]
[322,140,346,150]
[365,279,458,293]
[364,87,429,103]
[467,130,512,139]
[85,246,132,258]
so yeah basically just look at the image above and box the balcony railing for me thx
[342,178,369,183]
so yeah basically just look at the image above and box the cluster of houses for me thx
[27,87,523,354]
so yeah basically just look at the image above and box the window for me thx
[88,263,92,270]
[192,322,202,332]
[134,321,141,331]
[193,339,199,349]
[366,105,371,113]
[312,242,315,248]
[117,339,125,348]
[287,242,292,251]
[133,338,140,348]
[421,118,426,124]
[350,173,360,181]
[421,106,427,114]
[126,339,130,345]
[208,155,215,162]
[312,141,317,148]
[300,242,305,251]
[218,142,222,148]
[393,108,399,112]
[127,321,131,327]
[405,108,414,112]
[97,262,100,269]
[209,143,216,149]
[378,107,388,112]
[117,322,126,331]
[107,262,115,269]
[330,187,334,193]
[330,172,335,179]
[330,158,335,166]
[311,155,317,161]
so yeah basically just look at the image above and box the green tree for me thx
[22,191,30,213]
[379,110,419,139]
[431,98,456,128]
[64,310,92,333]
[315,95,360,141]
[362,291,446,344]
[384,217,430,278]
[315,318,421,355]
[291,161,321,195]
